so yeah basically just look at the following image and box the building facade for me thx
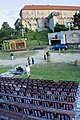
[48,30,80,45]
[17,5,80,31]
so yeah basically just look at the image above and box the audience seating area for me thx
[0,77,79,120]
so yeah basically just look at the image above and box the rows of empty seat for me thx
[0,88,76,103]
[0,93,75,110]
[0,77,79,120]
[0,100,74,120]
[0,78,78,97]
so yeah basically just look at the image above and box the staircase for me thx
[75,85,80,120]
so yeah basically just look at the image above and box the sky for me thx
[0,0,80,29]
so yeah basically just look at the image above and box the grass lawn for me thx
[16,62,80,83]
[27,39,47,50]
[0,65,13,74]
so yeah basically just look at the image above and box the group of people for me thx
[26,56,35,78]
[27,56,34,66]
[44,50,51,62]
[10,53,34,78]
[10,51,50,79]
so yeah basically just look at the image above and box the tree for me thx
[15,19,25,37]
[73,12,80,29]
[15,20,23,31]
[54,23,67,32]
[1,22,10,30]
[0,22,14,40]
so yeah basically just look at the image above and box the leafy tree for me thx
[54,23,67,32]
[25,27,29,33]
[1,22,10,30]
[15,19,25,38]
[0,22,14,40]
[73,12,80,29]
[15,20,23,31]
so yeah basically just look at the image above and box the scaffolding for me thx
[3,39,27,51]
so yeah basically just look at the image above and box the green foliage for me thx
[27,40,40,49]
[15,20,23,30]
[54,23,67,32]
[26,30,49,41]
[25,30,49,49]
[73,12,80,29]
[25,27,29,33]
[0,22,15,41]
[0,21,24,43]
[0,21,49,49]
[15,19,25,38]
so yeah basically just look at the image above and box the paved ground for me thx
[0,50,80,66]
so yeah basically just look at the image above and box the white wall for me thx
[48,30,80,45]
[48,16,54,32]
[37,18,45,28]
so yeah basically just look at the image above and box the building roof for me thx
[22,5,80,11]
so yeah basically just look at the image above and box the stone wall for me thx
[62,30,80,44]
[48,30,80,45]
[21,9,77,31]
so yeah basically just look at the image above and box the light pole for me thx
[21,28,24,38]
[67,22,71,31]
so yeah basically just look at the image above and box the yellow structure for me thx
[3,39,27,51]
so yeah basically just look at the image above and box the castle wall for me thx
[19,6,79,31]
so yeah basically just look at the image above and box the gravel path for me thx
[0,50,44,66]
[0,50,80,66]
[50,52,80,63]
